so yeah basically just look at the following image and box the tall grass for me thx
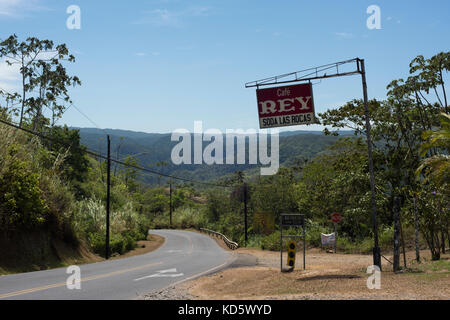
[73,197,149,256]
[151,207,208,230]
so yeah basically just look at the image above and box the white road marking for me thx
[133,268,184,281]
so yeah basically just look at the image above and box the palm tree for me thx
[417,113,450,186]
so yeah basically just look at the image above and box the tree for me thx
[0,90,20,118]
[0,34,80,129]
[417,113,450,187]
[320,52,449,260]
[205,189,230,222]
[251,167,297,223]
[42,126,90,195]
[155,161,168,186]
[119,156,141,192]
[294,138,387,239]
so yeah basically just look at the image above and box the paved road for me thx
[0,230,234,300]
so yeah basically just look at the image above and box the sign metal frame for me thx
[280,213,306,272]
[246,58,382,270]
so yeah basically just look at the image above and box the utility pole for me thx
[245,58,380,267]
[169,183,173,227]
[106,135,111,259]
[244,183,248,246]
[359,58,381,270]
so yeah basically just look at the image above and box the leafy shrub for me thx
[0,147,48,230]
[73,198,149,256]
[260,231,282,251]
[336,237,372,254]
[379,226,394,249]
[304,220,329,247]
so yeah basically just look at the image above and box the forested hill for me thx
[75,127,354,185]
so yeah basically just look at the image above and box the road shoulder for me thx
[144,248,450,300]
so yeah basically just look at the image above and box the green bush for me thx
[109,234,126,255]
[0,152,48,230]
[246,234,262,248]
[73,198,149,256]
[88,231,137,257]
[151,207,208,230]
[379,226,394,249]
[304,220,329,247]
[336,237,372,254]
[88,232,105,255]
[260,231,282,251]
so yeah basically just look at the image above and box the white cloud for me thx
[0,59,20,92]
[0,0,22,16]
[133,6,212,27]
[176,44,194,51]
[334,32,354,39]
[0,51,59,93]
[0,0,49,17]
[143,9,180,27]
[135,52,160,57]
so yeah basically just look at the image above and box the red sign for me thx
[256,83,315,129]
[331,213,342,223]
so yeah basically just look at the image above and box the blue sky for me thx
[0,0,449,133]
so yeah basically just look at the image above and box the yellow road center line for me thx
[0,261,163,299]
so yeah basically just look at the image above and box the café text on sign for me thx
[256,83,316,129]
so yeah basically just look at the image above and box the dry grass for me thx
[186,248,450,300]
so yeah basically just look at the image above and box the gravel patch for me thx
[143,283,196,300]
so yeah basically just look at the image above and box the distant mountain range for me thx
[73,127,354,186]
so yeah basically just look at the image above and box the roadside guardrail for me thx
[199,228,239,250]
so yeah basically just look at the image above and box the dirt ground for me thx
[172,247,450,300]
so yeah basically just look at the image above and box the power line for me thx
[70,103,105,133]
[0,118,232,188]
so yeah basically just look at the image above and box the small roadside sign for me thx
[321,233,336,246]
[330,213,341,253]
[279,214,306,272]
[331,213,342,224]
[281,214,305,227]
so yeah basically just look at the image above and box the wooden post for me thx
[393,197,401,272]
[105,135,111,259]
[169,183,172,227]
[244,183,248,247]
[413,197,421,263]
[303,222,306,270]
[280,224,283,272]
[334,222,337,254]
[399,211,407,269]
